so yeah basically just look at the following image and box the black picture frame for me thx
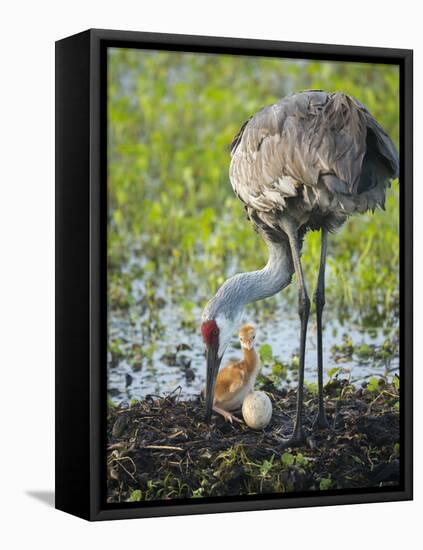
[55,28,413,521]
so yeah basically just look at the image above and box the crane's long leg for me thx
[284,229,310,445]
[313,228,331,431]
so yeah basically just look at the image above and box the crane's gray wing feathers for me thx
[230,91,398,216]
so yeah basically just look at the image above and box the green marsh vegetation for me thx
[107,374,400,502]
[106,48,400,501]
[107,48,399,399]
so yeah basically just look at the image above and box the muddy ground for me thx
[107,377,400,503]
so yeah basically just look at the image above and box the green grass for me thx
[107,48,399,331]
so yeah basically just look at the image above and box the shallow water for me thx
[107,281,399,404]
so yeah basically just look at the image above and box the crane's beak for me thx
[204,345,221,423]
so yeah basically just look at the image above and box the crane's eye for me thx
[213,328,218,336]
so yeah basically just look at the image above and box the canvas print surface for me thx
[106,47,400,504]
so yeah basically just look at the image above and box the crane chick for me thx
[203,324,259,423]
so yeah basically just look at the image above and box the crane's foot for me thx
[312,410,332,432]
[280,427,306,448]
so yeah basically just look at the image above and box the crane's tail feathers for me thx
[317,93,399,197]
[366,119,400,179]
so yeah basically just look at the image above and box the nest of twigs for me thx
[107,377,400,503]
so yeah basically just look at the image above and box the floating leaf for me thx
[127,489,142,502]
[319,478,333,491]
[367,376,380,393]
[295,452,307,465]
[327,367,340,379]
[281,452,295,467]
[260,458,274,476]
[259,344,273,363]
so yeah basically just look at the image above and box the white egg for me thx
[242,391,272,430]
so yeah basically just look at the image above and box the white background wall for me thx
[0,0,420,547]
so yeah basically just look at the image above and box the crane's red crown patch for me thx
[201,319,219,347]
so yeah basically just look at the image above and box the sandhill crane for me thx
[201,90,399,446]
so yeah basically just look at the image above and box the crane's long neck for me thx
[203,238,293,321]
[240,238,293,304]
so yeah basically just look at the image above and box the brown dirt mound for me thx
[107,378,400,503]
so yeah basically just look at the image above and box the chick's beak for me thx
[204,345,221,423]
[242,340,254,351]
